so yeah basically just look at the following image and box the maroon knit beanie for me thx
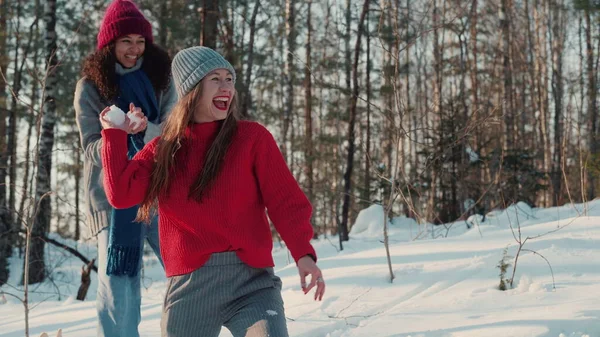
[96,0,153,50]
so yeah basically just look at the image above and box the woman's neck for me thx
[193,116,226,124]
[115,57,143,75]
[186,120,222,141]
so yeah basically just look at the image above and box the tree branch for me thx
[41,236,97,273]
[18,230,97,273]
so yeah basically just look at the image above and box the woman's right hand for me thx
[99,106,129,132]
[127,103,148,135]
[297,255,326,301]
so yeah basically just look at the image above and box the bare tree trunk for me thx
[539,0,552,202]
[340,0,353,243]
[9,2,37,245]
[384,134,399,283]
[406,0,414,166]
[222,5,236,72]
[282,0,295,162]
[53,163,60,233]
[393,1,404,181]
[383,4,394,182]
[363,11,372,207]
[534,0,551,207]
[158,0,168,47]
[0,0,11,286]
[26,0,58,285]
[427,0,442,222]
[239,2,247,59]
[19,119,35,226]
[74,141,81,241]
[240,0,260,118]
[579,13,586,203]
[320,0,333,235]
[408,1,420,212]
[290,100,297,178]
[501,0,515,150]
[19,0,40,241]
[457,16,469,219]
[8,0,23,227]
[585,6,597,200]
[540,1,551,207]
[525,0,538,152]
[415,39,426,216]
[345,0,352,104]
[469,0,487,189]
[200,0,219,49]
[76,259,95,301]
[341,0,369,242]
[550,0,564,206]
[304,0,318,238]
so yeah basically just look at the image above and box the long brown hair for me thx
[136,83,241,223]
[81,42,171,101]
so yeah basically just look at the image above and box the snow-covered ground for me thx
[1,200,599,337]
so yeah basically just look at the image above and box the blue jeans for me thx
[96,218,163,337]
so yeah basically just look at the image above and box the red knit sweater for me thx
[101,121,316,277]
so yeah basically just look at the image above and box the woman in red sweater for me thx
[99,46,325,337]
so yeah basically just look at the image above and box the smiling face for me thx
[114,34,146,68]
[194,69,236,123]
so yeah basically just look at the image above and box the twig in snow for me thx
[330,288,372,318]
[522,249,556,290]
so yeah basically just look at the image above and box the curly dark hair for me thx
[81,42,172,101]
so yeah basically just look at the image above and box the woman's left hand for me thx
[297,255,326,301]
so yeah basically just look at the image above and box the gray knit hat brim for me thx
[172,46,237,99]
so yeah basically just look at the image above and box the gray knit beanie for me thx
[171,46,237,99]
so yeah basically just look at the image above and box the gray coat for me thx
[74,60,177,237]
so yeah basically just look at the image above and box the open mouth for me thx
[213,96,230,111]
[125,55,138,60]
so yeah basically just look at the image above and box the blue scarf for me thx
[106,68,160,276]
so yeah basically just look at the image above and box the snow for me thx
[349,204,386,238]
[2,201,600,337]
[485,201,535,227]
[465,146,480,162]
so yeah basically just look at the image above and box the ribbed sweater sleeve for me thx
[101,128,157,209]
[253,128,317,263]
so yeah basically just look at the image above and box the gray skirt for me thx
[161,252,289,337]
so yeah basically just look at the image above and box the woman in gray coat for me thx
[73,1,176,336]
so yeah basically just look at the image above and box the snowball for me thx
[127,111,143,128]
[105,105,125,126]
